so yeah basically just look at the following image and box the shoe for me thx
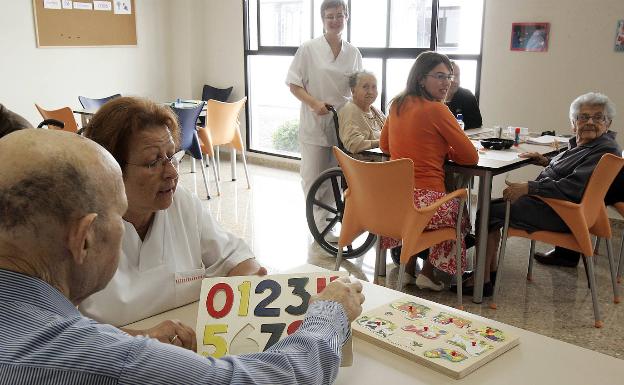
[415,274,444,291]
[534,247,580,267]
[390,246,429,266]
[461,271,497,286]
[324,229,339,244]
[450,281,494,297]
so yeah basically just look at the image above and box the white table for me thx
[126,264,624,384]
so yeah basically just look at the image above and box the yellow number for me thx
[238,281,251,316]
[202,324,228,358]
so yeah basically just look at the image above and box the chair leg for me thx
[584,256,603,328]
[230,148,237,181]
[198,156,211,200]
[335,247,343,271]
[606,239,620,303]
[378,247,387,277]
[581,256,590,288]
[593,237,601,259]
[373,238,382,284]
[216,146,221,181]
[240,149,252,189]
[209,155,221,196]
[397,263,406,292]
[617,232,623,284]
[527,240,536,281]
[455,196,465,310]
[491,200,510,310]
[191,157,196,173]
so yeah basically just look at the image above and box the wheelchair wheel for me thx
[305,167,376,259]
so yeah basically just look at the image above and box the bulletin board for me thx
[32,0,137,47]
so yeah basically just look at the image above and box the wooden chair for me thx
[34,104,79,133]
[196,98,250,196]
[332,147,468,309]
[491,153,624,328]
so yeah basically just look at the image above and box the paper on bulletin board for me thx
[43,0,62,9]
[73,1,93,10]
[93,1,112,11]
[113,0,132,14]
[196,271,353,366]
[62,0,73,9]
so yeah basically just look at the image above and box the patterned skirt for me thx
[380,188,471,275]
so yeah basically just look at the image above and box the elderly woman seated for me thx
[458,92,621,296]
[338,70,385,159]
[80,97,266,350]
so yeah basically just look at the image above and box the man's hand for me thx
[311,100,330,116]
[311,277,365,322]
[227,258,268,277]
[519,152,548,167]
[502,180,529,203]
[123,319,197,351]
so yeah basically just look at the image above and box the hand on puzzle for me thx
[138,319,197,352]
[313,277,365,322]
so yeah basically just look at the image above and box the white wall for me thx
[480,0,624,196]
[0,0,175,126]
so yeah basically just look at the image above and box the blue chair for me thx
[171,101,214,199]
[78,94,121,110]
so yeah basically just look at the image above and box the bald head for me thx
[0,129,123,234]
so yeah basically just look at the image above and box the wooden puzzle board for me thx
[353,296,519,379]
[196,271,352,365]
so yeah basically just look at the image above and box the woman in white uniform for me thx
[80,97,266,350]
[286,0,362,240]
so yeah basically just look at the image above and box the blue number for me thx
[285,277,310,316]
[261,323,286,351]
[254,279,281,317]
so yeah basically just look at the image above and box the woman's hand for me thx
[227,258,268,277]
[502,180,529,203]
[311,100,330,116]
[519,152,549,167]
[123,319,197,351]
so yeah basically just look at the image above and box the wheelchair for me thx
[305,106,384,259]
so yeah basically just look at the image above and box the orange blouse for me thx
[380,96,478,193]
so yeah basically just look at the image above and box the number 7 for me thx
[261,323,286,351]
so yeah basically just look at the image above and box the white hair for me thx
[569,92,616,123]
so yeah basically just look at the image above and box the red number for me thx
[316,276,340,293]
[287,320,303,335]
[206,282,234,318]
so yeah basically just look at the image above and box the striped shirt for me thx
[0,269,350,385]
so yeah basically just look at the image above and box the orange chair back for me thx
[198,98,247,156]
[334,147,466,262]
[34,104,79,133]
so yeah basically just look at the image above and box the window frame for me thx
[242,0,484,159]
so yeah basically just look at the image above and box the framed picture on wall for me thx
[615,20,624,52]
[510,22,550,52]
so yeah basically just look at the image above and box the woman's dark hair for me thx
[390,51,452,115]
[83,96,180,171]
[0,104,33,138]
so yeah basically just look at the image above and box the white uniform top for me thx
[286,35,362,147]
[79,186,253,326]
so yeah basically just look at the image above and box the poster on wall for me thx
[510,22,550,52]
[615,20,624,52]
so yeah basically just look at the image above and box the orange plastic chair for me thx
[333,147,468,308]
[491,153,624,328]
[35,104,79,133]
[197,97,250,196]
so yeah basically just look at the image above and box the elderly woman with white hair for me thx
[338,70,385,158]
[456,92,621,296]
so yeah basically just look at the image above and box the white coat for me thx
[286,35,362,147]
[79,186,253,326]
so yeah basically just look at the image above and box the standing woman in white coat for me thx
[80,97,266,351]
[286,0,362,241]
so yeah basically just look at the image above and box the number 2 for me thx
[254,279,281,317]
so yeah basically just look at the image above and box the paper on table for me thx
[478,150,519,161]
[526,135,570,146]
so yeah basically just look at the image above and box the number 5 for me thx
[202,324,228,358]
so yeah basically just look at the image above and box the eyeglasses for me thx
[576,114,607,123]
[126,150,185,171]
[324,14,345,21]
[425,73,454,82]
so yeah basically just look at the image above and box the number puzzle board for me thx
[196,271,349,362]
[353,296,519,379]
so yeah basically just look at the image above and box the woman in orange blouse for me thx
[380,51,478,291]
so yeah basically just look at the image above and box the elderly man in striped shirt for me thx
[0,129,364,385]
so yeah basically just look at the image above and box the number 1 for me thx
[238,281,251,316]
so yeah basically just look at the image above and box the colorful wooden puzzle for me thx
[353,296,519,379]
[195,271,350,364]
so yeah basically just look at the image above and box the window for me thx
[244,0,484,158]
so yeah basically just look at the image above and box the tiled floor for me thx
[179,158,624,360]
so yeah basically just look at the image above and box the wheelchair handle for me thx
[37,119,65,129]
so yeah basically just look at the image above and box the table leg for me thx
[473,171,493,304]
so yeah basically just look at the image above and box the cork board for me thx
[33,0,137,47]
